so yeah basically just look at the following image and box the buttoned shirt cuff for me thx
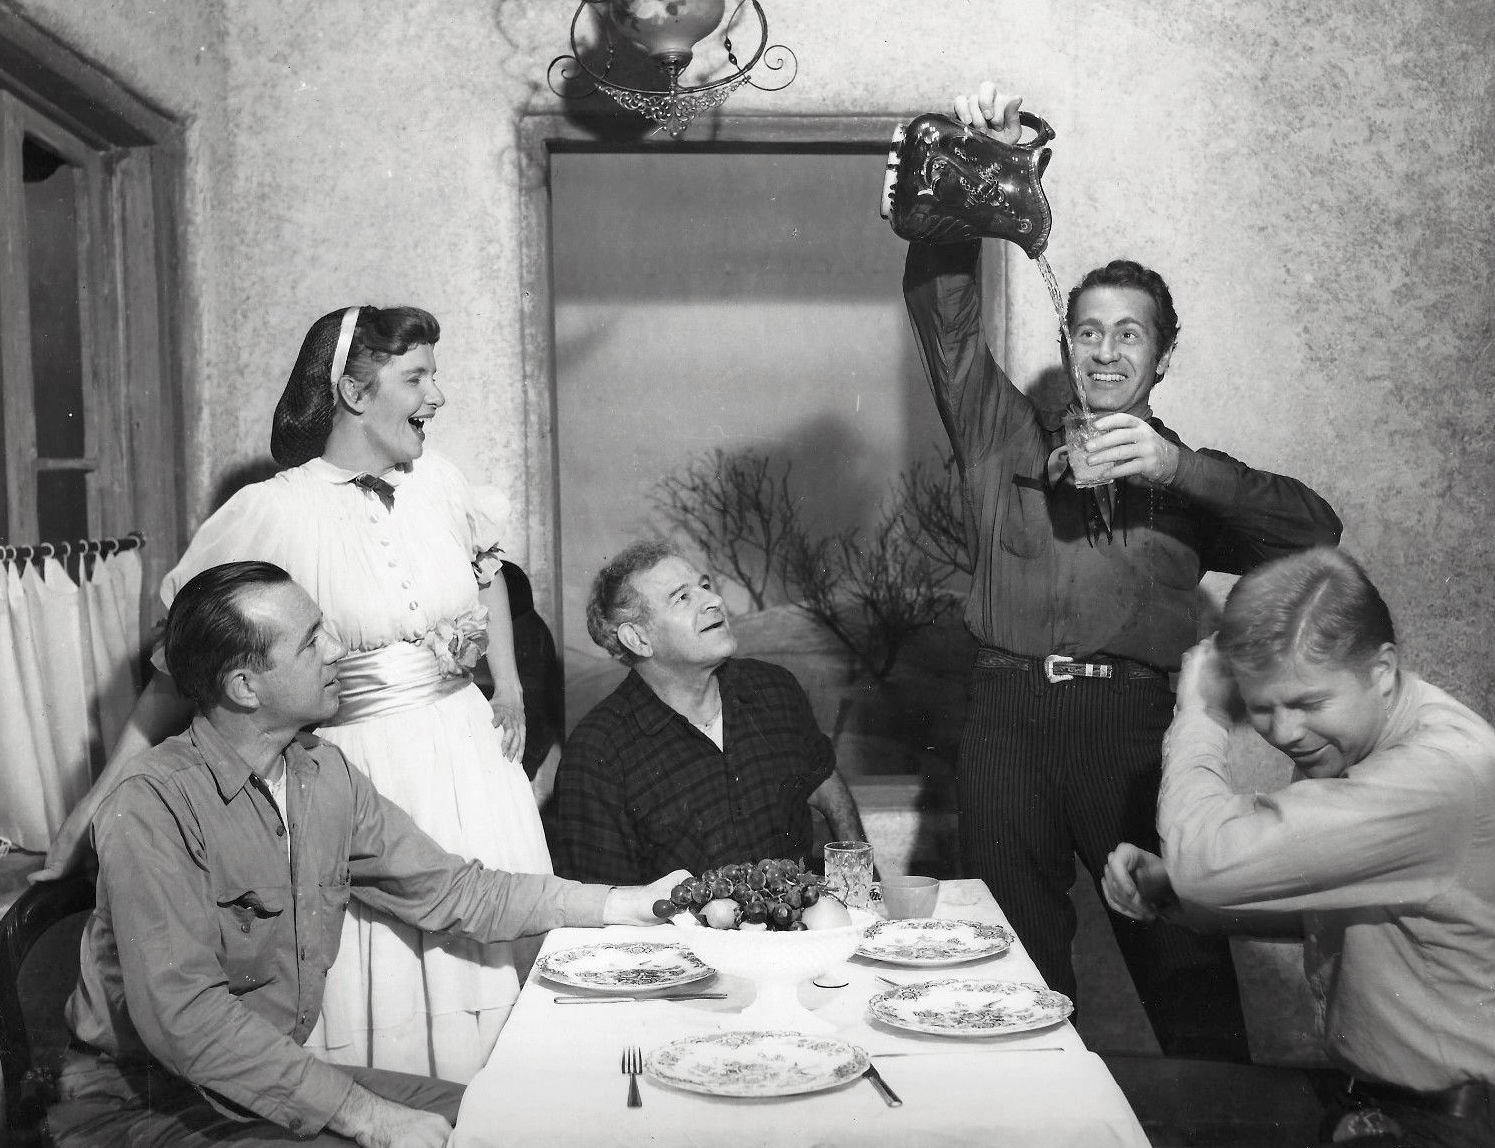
[561,880,613,927]
[258,1056,356,1139]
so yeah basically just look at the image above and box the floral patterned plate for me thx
[646,1031,870,1098]
[857,919,1013,966]
[535,942,714,992]
[869,978,1073,1037]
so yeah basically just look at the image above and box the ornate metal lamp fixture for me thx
[548,1,797,138]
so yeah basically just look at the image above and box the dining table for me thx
[450,878,1150,1147]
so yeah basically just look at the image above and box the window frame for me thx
[0,6,187,632]
[515,113,908,638]
[0,93,109,543]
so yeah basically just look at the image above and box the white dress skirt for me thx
[157,450,552,1083]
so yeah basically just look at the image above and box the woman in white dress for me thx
[36,305,552,1082]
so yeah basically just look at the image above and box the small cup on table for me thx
[879,875,940,920]
[823,841,874,911]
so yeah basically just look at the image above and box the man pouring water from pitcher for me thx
[893,80,1343,1058]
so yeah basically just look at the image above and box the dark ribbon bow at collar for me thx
[351,473,396,512]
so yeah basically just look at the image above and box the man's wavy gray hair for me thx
[586,539,680,665]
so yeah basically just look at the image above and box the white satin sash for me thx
[324,641,469,726]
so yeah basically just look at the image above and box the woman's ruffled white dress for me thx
[158,452,551,1082]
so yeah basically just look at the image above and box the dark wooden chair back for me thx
[0,874,95,1148]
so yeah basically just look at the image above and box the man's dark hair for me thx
[586,539,679,665]
[1217,548,1395,678]
[164,561,294,707]
[1066,259,1180,359]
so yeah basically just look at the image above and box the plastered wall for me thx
[9,0,1494,708]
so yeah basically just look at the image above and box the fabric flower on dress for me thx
[472,544,505,590]
[421,606,491,679]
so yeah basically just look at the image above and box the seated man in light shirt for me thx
[1104,547,1495,1147]
[50,560,684,1148]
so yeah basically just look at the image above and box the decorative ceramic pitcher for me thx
[880,110,1056,259]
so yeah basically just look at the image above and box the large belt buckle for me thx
[1043,654,1075,683]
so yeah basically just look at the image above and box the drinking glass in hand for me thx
[823,841,874,911]
[1063,412,1115,489]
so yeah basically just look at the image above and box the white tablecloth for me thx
[451,879,1149,1147]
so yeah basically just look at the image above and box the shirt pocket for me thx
[632,795,701,860]
[1134,491,1205,590]
[774,763,819,837]
[998,474,1049,559]
[216,886,287,991]
[311,877,353,973]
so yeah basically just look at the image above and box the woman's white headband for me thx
[329,306,360,389]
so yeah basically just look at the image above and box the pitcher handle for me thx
[1018,110,1056,149]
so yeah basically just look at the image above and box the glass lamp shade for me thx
[606,0,726,69]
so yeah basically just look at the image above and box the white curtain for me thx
[0,549,142,850]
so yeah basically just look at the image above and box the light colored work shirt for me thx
[1160,672,1495,1090]
[67,715,608,1136]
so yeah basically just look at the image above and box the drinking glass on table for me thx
[823,841,874,911]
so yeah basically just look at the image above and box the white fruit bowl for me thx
[671,909,878,1034]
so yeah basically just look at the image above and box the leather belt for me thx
[974,645,1165,684]
[1347,1076,1493,1121]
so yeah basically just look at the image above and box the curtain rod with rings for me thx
[0,531,147,563]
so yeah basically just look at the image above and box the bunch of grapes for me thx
[651,857,835,931]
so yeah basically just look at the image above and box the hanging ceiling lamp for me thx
[548,1,797,138]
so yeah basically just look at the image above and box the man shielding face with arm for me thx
[1106,548,1495,1146]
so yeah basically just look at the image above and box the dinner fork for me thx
[621,1046,643,1108]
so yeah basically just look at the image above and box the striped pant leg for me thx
[956,662,1083,1000]
[957,665,1249,1060]
[1059,674,1249,1061]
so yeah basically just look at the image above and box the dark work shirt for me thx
[904,241,1343,670]
[67,716,607,1136]
[552,658,836,884]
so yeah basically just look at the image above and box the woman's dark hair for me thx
[1066,260,1180,359]
[586,539,679,664]
[270,305,441,468]
[164,561,293,707]
[1217,548,1396,678]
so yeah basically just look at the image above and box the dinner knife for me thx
[553,991,728,1004]
[863,1063,902,1107]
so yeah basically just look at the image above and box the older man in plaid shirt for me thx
[552,540,866,884]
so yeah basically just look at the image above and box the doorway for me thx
[517,117,993,817]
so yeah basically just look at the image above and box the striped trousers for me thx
[957,654,1249,1061]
